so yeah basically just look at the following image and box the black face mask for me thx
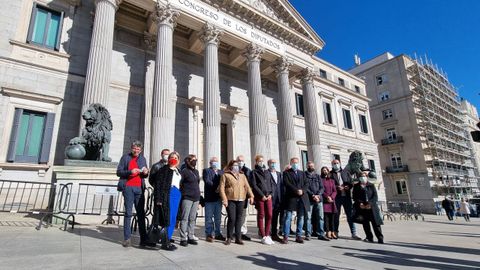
[321,173,328,178]
[307,168,315,172]
[189,160,197,168]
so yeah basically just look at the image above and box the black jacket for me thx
[252,166,274,200]
[282,168,310,212]
[180,167,201,201]
[202,168,223,202]
[352,183,383,225]
[305,171,324,203]
[153,166,178,227]
[265,170,284,209]
[441,199,455,210]
[149,160,167,186]
[331,168,353,198]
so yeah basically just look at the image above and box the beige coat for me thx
[219,171,254,203]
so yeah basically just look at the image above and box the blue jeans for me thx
[334,195,356,235]
[123,186,146,242]
[204,201,223,237]
[167,186,181,239]
[283,199,306,237]
[307,201,325,237]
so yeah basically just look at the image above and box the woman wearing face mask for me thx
[352,171,384,244]
[251,155,275,245]
[153,151,182,251]
[219,160,254,245]
[321,166,337,239]
[179,154,201,247]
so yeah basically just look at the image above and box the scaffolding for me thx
[407,54,476,199]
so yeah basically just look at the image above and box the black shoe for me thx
[180,240,188,247]
[139,241,157,248]
[215,235,226,241]
[170,239,175,243]
[311,232,319,237]
[318,235,330,241]
[241,234,251,241]
[161,243,177,251]
[187,239,198,245]
[304,236,310,241]
[378,239,384,244]
[363,238,374,243]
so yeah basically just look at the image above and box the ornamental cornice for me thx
[143,31,156,50]
[272,57,292,75]
[242,43,264,62]
[299,67,316,85]
[199,23,223,45]
[152,3,179,27]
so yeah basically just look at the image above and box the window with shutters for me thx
[27,4,64,51]
[342,108,353,129]
[359,114,368,133]
[323,102,333,124]
[7,109,55,164]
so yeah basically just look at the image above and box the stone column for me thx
[243,43,270,161]
[300,68,322,171]
[143,33,156,164]
[150,4,179,163]
[81,0,121,114]
[273,57,297,167]
[199,23,223,165]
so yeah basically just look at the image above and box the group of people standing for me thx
[117,140,384,251]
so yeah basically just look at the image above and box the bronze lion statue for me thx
[68,103,112,162]
[344,150,376,180]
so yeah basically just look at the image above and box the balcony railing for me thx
[381,136,404,145]
[386,165,409,173]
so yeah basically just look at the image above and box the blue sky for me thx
[289,0,480,111]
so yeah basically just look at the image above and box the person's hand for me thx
[142,167,149,174]
[297,189,303,196]
[327,196,333,203]
[131,168,141,175]
[222,200,228,207]
[344,186,350,190]
[267,195,272,200]
[338,186,344,191]
[262,196,267,201]
[249,197,254,205]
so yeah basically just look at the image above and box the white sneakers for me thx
[190,235,199,241]
[261,236,275,245]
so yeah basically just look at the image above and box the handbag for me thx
[352,208,365,224]
[147,207,167,245]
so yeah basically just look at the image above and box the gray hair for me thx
[131,140,143,149]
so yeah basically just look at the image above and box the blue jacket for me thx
[202,168,223,202]
[116,153,148,188]
[265,169,283,209]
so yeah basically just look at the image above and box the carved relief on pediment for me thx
[240,0,288,26]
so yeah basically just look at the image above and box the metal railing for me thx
[382,201,425,221]
[381,136,404,145]
[386,165,409,173]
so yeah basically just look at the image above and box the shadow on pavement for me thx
[423,220,479,227]
[386,241,480,256]
[332,245,479,270]
[238,252,355,270]
[429,231,480,238]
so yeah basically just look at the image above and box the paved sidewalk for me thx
[0,214,478,270]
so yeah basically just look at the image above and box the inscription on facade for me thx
[175,0,285,54]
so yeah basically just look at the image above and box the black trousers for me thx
[271,207,284,235]
[227,200,244,240]
[324,213,335,232]
[361,209,383,241]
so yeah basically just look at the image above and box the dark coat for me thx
[251,166,275,200]
[330,168,353,198]
[265,170,283,209]
[305,171,324,203]
[153,166,178,227]
[116,153,148,188]
[148,160,167,186]
[352,183,383,225]
[322,177,337,213]
[282,169,310,212]
[180,167,201,201]
[441,199,454,211]
[202,168,223,202]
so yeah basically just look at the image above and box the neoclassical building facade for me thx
[0,0,384,200]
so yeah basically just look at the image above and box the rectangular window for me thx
[295,93,304,117]
[27,4,63,51]
[319,69,327,79]
[359,114,368,133]
[338,78,345,86]
[342,109,352,129]
[390,153,403,168]
[395,180,407,195]
[386,128,397,140]
[301,150,309,171]
[333,154,341,162]
[7,109,55,163]
[323,102,333,124]
[368,159,376,172]
[354,85,360,93]
[376,74,387,85]
[382,109,393,120]
[378,91,390,102]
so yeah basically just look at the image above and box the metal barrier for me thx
[383,201,425,221]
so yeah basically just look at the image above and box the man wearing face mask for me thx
[202,157,226,242]
[236,155,253,241]
[352,172,384,244]
[305,161,329,241]
[281,157,310,244]
[149,149,170,187]
[330,159,361,240]
[265,159,284,242]
[179,155,201,247]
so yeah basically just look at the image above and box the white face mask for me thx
[238,161,245,168]
[257,162,264,168]
[162,155,169,162]
[359,177,368,184]
[332,164,340,171]
[232,165,240,173]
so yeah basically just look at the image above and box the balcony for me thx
[381,136,404,145]
[386,165,409,173]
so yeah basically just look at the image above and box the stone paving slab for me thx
[0,214,478,270]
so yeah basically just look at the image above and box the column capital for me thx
[152,3,179,28]
[143,31,156,50]
[243,43,264,62]
[199,23,223,45]
[273,57,292,75]
[95,0,122,10]
[299,67,316,85]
